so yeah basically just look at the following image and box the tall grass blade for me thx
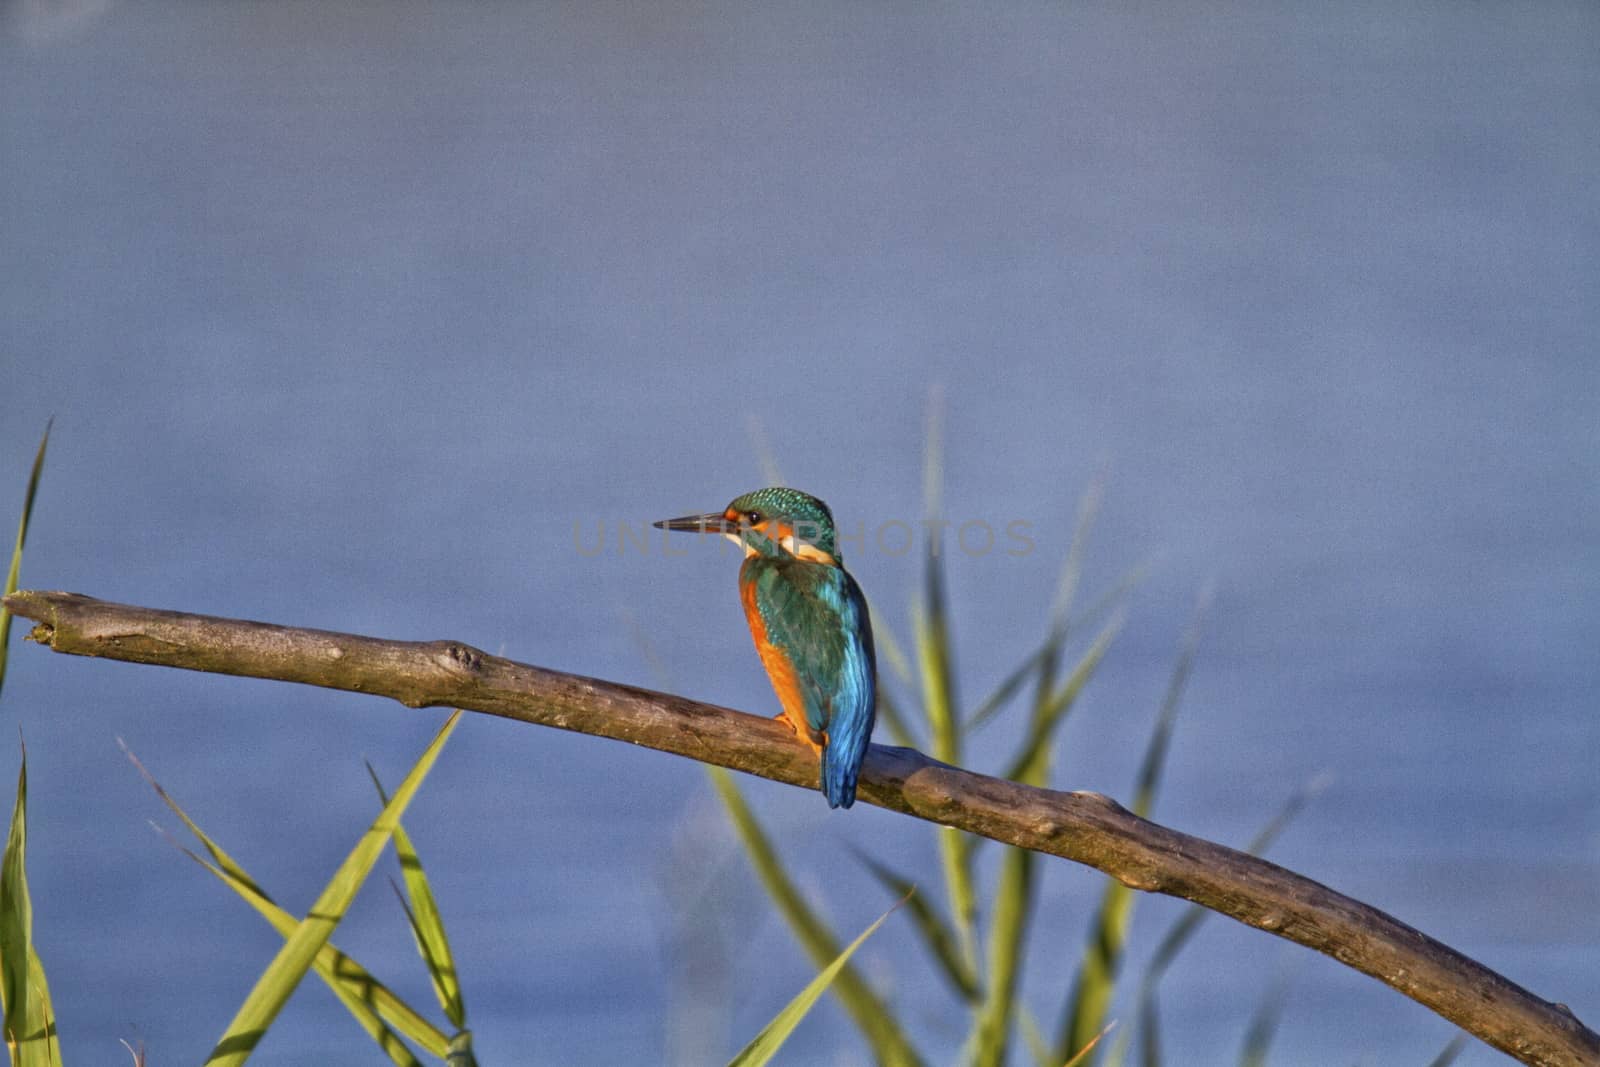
[914,564,957,748]
[1004,611,1124,785]
[726,900,902,1067]
[921,384,944,523]
[707,767,921,1066]
[367,764,467,1031]
[849,847,977,1002]
[969,557,1153,739]
[874,688,919,751]
[386,886,471,1060]
[1017,1006,1052,1067]
[1134,991,1161,1067]
[203,710,461,1067]
[1073,561,1155,639]
[871,611,916,695]
[123,743,449,1059]
[1056,815,1144,1063]
[1425,1033,1470,1067]
[967,568,1133,740]
[1057,590,1209,1065]
[970,843,1034,1067]
[0,425,59,1059]
[445,1031,476,1067]
[916,384,956,758]
[965,639,1054,734]
[182,840,434,1065]
[121,740,269,896]
[971,552,1091,1067]
[0,745,59,1067]
[1130,586,1210,817]
[992,469,1108,742]
[0,420,51,702]
[915,389,977,981]
[974,470,1120,749]
[963,463,1112,1067]
[924,609,976,976]
[970,509,1145,1067]
[1237,964,1295,1067]
[156,832,446,1060]
[1048,467,1106,631]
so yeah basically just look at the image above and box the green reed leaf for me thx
[123,739,449,1059]
[203,710,460,1067]
[708,767,921,1066]
[368,763,467,1032]
[727,900,903,1067]
[0,420,51,702]
[0,746,60,1067]
[850,846,978,1002]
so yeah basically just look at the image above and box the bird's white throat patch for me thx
[724,530,836,565]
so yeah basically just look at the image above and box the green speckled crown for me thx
[728,487,839,561]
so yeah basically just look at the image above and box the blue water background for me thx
[2,4,1596,1064]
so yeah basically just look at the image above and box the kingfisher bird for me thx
[655,487,877,809]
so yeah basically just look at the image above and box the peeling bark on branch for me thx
[4,589,1596,1067]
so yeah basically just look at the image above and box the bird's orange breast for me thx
[740,577,823,747]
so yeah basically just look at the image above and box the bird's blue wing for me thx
[819,571,876,809]
[748,560,877,808]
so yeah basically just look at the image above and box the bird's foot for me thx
[773,711,825,757]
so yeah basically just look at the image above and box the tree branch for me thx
[4,590,1595,1066]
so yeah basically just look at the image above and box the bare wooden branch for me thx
[4,590,1595,1066]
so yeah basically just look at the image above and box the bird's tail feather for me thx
[822,714,873,809]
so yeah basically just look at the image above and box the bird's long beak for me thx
[653,511,733,535]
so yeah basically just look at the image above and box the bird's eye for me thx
[745,511,762,525]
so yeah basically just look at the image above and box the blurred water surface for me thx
[1,3,1596,1064]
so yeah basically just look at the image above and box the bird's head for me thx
[654,487,840,564]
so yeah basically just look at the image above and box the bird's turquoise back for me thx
[740,545,876,809]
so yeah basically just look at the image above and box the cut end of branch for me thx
[5,591,74,647]
[4,589,53,615]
